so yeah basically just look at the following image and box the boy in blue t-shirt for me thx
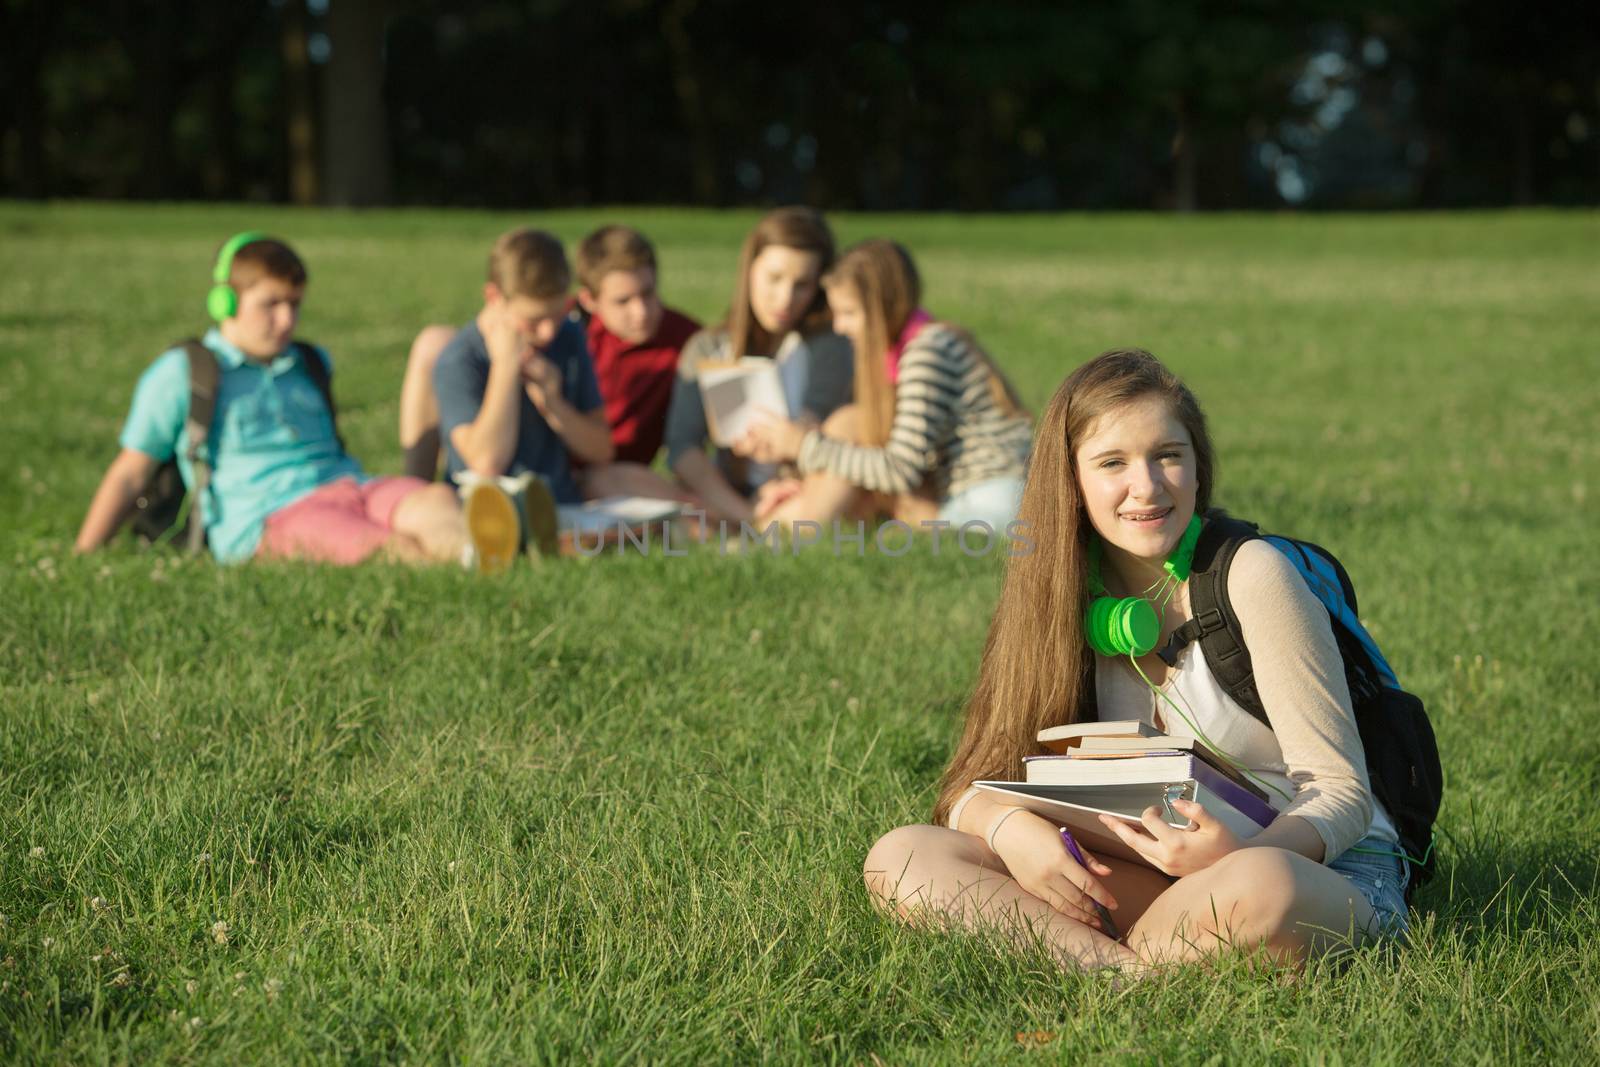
[429,228,615,552]
[74,234,522,572]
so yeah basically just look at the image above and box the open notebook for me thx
[557,496,685,534]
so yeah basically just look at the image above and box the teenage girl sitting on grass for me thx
[735,239,1032,533]
[863,350,1412,972]
[661,206,854,524]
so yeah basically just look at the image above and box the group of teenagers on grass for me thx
[73,207,1427,974]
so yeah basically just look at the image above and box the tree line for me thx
[2,0,1595,210]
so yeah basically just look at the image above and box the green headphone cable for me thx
[1346,837,1435,867]
[1125,651,1295,804]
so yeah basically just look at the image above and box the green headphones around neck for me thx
[1083,513,1203,658]
[206,231,268,322]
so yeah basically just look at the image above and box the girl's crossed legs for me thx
[763,404,938,527]
[864,824,1386,973]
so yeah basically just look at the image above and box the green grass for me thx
[2,203,1599,1064]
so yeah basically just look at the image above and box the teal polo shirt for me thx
[119,328,365,562]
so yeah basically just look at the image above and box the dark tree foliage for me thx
[1,0,1594,209]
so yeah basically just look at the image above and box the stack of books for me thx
[975,720,1280,866]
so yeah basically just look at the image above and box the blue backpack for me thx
[1160,511,1442,899]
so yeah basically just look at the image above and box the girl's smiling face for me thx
[1074,394,1198,581]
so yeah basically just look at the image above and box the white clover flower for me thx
[210,920,230,945]
[28,846,44,859]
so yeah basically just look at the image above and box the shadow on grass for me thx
[1413,835,1600,944]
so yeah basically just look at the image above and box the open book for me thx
[698,358,794,446]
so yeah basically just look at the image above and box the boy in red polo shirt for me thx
[399,225,698,501]
[568,225,700,498]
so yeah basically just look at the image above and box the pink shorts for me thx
[257,476,431,565]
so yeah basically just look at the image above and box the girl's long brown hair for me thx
[823,239,1026,446]
[931,349,1216,825]
[722,206,835,358]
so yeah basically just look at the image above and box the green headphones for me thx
[1083,513,1203,657]
[206,231,268,322]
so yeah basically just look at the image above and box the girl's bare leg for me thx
[868,828,1386,973]
[1126,846,1383,968]
[767,469,861,526]
[400,324,456,481]
[864,824,1171,971]
[765,404,873,526]
[891,493,939,526]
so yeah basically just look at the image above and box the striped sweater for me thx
[796,324,1033,499]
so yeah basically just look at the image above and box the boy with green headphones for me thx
[75,232,521,571]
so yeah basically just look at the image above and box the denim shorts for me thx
[1326,833,1410,939]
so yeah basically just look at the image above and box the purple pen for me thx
[1059,827,1120,940]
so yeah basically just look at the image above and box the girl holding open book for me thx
[734,239,1033,531]
[863,350,1409,972]
[662,206,854,523]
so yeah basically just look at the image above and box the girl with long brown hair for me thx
[863,350,1411,971]
[661,206,854,523]
[735,239,1032,530]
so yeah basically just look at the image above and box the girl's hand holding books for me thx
[990,808,1119,933]
[1097,798,1243,877]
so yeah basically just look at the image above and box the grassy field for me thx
[1,203,1598,1064]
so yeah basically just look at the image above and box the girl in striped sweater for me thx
[736,239,1033,532]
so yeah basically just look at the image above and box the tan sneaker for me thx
[521,477,560,559]
[463,482,520,575]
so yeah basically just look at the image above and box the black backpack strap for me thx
[178,339,220,555]
[291,340,345,454]
[1162,510,1271,727]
